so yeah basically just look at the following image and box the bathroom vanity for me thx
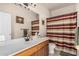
[15,39,49,56]
[0,37,49,56]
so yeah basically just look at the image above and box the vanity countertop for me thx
[0,37,49,56]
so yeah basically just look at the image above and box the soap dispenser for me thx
[38,32,40,38]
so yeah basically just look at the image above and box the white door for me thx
[0,12,11,41]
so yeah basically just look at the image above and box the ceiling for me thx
[39,3,76,11]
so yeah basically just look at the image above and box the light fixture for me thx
[23,3,36,7]
[14,3,36,10]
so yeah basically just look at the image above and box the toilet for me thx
[49,43,56,56]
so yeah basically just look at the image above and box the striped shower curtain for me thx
[46,12,77,55]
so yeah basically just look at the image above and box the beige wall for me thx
[0,3,37,39]
[51,5,76,17]
[76,4,79,26]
